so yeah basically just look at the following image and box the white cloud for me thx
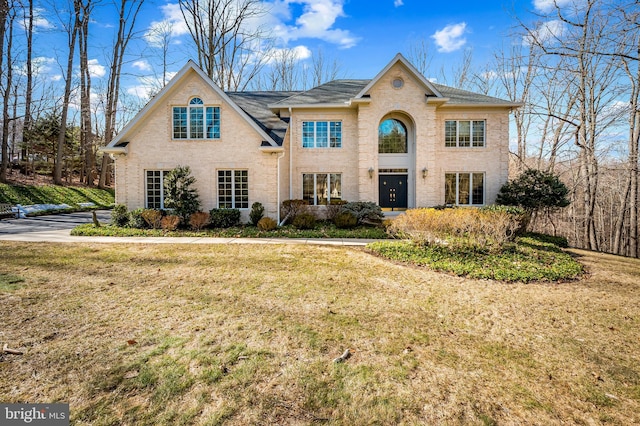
[88,59,106,78]
[432,22,467,53]
[132,60,152,72]
[524,19,565,45]
[533,0,574,13]
[51,75,63,82]
[394,0,404,6]
[144,3,189,47]
[126,73,178,101]
[271,0,359,48]
[19,8,55,30]
[265,45,313,64]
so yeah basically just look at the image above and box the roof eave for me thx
[437,102,523,108]
[268,102,353,109]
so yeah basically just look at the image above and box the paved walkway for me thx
[0,211,377,246]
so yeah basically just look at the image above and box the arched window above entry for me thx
[189,97,204,105]
[378,118,407,153]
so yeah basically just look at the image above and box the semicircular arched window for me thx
[378,118,407,153]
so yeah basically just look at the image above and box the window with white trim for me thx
[445,172,485,205]
[445,120,485,147]
[173,97,220,139]
[218,170,248,209]
[302,121,342,148]
[303,173,342,205]
[146,170,169,209]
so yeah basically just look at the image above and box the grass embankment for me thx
[1,242,638,424]
[0,183,114,212]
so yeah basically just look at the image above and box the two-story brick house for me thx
[103,53,519,223]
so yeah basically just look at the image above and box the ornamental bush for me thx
[189,211,210,231]
[111,204,129,227]
[141,209,163,229]
[209,208,241,228]
[257,217,277,231]
[249,202,265,226]
[389,207,523,251]
[161,215,181,231]
[334,211,358,229]
[292,212,316,230]
[341,201,384,225]
[496,169,570,213]
[128,208,147,229]
[163,166,201,223]
[281,199,308,224]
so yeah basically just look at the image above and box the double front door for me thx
[379,174,408,211]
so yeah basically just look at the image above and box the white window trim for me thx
[445,120,486,148]
[145,170,169,209]
[445,172,486,206]
[303,173,342,206]
[172,98,220,140]
[302,121,342,148]
[217,169,249,209]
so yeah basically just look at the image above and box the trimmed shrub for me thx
[257,217,277,231]
[292,212,316,230]
[209,208,241,228]
[111,204,129,227]
[141,209,163,229]
[326,199,348,221]
[128,208,147,229]
[389,207,523,251]
[334,211,358,229]
[161,215,181,231]
[189,211,210,231]
[249,202,265,226]
[341,201,384,225]
[281,199,308,224]
[163,166,201,222]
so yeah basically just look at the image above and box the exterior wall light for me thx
[422,167,428,179]
[368,167,375,179]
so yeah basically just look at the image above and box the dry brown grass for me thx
[1,242,639,425]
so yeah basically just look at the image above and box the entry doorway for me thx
[379,174,408,211]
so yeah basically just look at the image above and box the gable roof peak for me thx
[355,52,443,99]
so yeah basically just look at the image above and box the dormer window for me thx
[173,97,220,139]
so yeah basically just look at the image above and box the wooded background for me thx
[0,0,637,258]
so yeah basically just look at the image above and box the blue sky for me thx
[27,0,558,101]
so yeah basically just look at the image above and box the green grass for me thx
[0,183,114,208]
[71,222,390,239]
[0,273,25,291]
[367,234,583,282]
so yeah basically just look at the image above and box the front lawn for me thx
[1,242,638,424]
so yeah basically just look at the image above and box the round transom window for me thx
[392,78,404,89]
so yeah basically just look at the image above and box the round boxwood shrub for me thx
[257,217,277,231]
[292,212,316,230]
[111,204,129,227]
[334,211,358,229]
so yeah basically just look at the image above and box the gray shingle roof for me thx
[226,91,299,145]
[272,80,369,106]
[431,83,516,105]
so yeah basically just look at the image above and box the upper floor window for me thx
[379,118,407,153]
[173,97,220,139]
[445,120,485,147]
[302,121,342,148]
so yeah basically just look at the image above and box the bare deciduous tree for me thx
[179,0,271,91]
